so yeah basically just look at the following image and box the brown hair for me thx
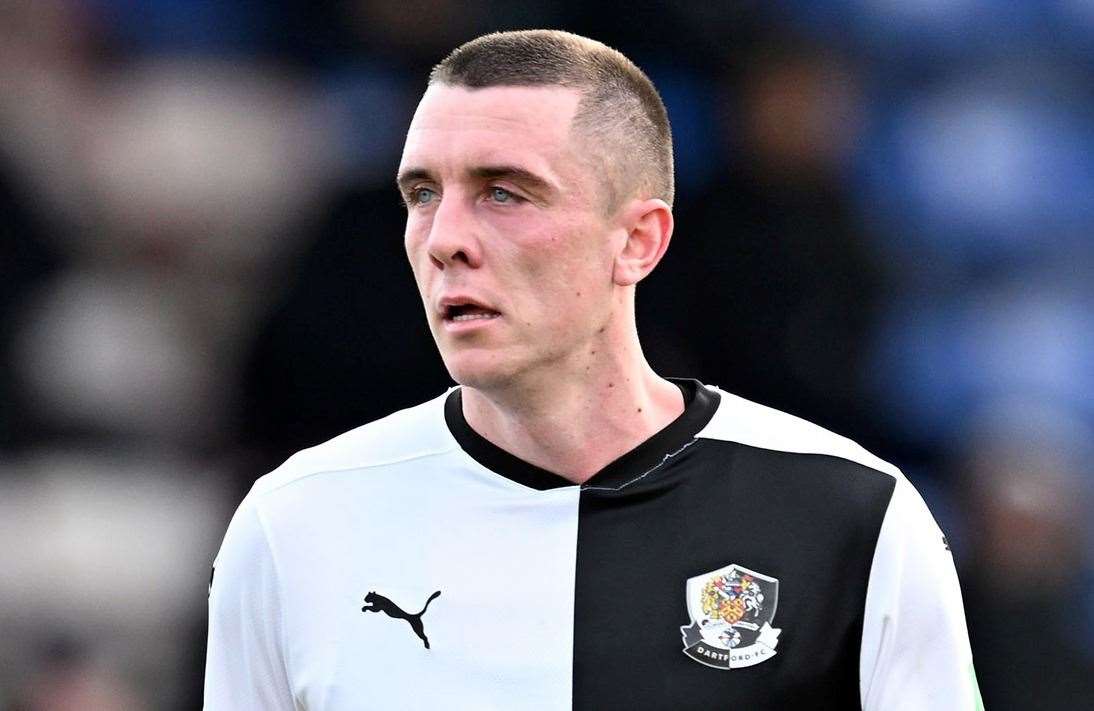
[429,30,674,209]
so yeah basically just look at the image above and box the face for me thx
[399,84,628,389]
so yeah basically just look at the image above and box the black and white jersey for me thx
[205,380,980,710]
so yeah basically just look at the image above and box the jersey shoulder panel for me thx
[696,386,901,480]
[252,389,457,497]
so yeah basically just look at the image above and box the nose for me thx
[425,193,482,270]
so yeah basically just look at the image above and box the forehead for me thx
[400,84,584,177]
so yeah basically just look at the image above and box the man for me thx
[206,30,981,710]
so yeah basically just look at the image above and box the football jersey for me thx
[205,379,981,710]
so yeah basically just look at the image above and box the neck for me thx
[460,320,685,485]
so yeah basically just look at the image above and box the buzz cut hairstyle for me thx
[429,29,675,210]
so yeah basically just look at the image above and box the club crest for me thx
[680,563,781,669]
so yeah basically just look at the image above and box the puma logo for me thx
[362,590,442,649]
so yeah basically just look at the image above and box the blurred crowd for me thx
[1,1,1092,708]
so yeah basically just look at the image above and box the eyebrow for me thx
[469,165,555,196]
[396,167,433,193]
[396,165,557,198]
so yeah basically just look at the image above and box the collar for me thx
[444,378,719,491]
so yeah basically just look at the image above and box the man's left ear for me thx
[612,198,674,287]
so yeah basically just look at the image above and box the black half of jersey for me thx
[446,379,896,710]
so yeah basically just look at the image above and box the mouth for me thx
[439,297,502,324]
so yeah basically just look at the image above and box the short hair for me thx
[429,30,674,209]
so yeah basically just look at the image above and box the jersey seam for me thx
[581,438,699,492]
[252,502,299,709]
[698,387,900,479]
[258,445,459,496]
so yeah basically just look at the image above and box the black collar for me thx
[444,378,719,491]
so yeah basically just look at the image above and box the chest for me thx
[270,464,875,711]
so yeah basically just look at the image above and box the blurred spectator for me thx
[867,279,1094,450]
[0,3,339,706]
[0,453,229,707]
[955,399,1094,709]
[8,636,144,711]
[644,39,883,444]
[854,66,1094,281]
[0,164,61,450]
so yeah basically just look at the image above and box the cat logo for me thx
[679,563,781,669]
[362,590,441,649]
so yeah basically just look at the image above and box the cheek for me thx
[404,219,431,262]
[519,215,606,270]
[404,231,433,297]
[548,230,614,290]
[403,221,423,261]
[515,238,613,318]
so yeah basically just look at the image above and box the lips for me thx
[438,295,501,323]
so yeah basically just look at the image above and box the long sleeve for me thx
[860,476,984,710]
[205,493,297,710]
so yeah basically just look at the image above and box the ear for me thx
[612,198,674,287]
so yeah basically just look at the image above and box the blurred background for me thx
[1,0,1092,708]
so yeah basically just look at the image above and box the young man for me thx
[206,30,981,710]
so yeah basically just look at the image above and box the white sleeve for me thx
[860,477,984,711]
[204,493,297,710]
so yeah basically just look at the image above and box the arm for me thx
[205,493,297,710]
[860,477,984,711]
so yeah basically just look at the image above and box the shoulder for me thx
[251,389,458,499]
[698,385,901,480]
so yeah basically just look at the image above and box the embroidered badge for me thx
[680,563,781,669]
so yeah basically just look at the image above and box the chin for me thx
[440,348,523,391]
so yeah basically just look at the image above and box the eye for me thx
[411,187,437,206]
[488,186,515,203]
